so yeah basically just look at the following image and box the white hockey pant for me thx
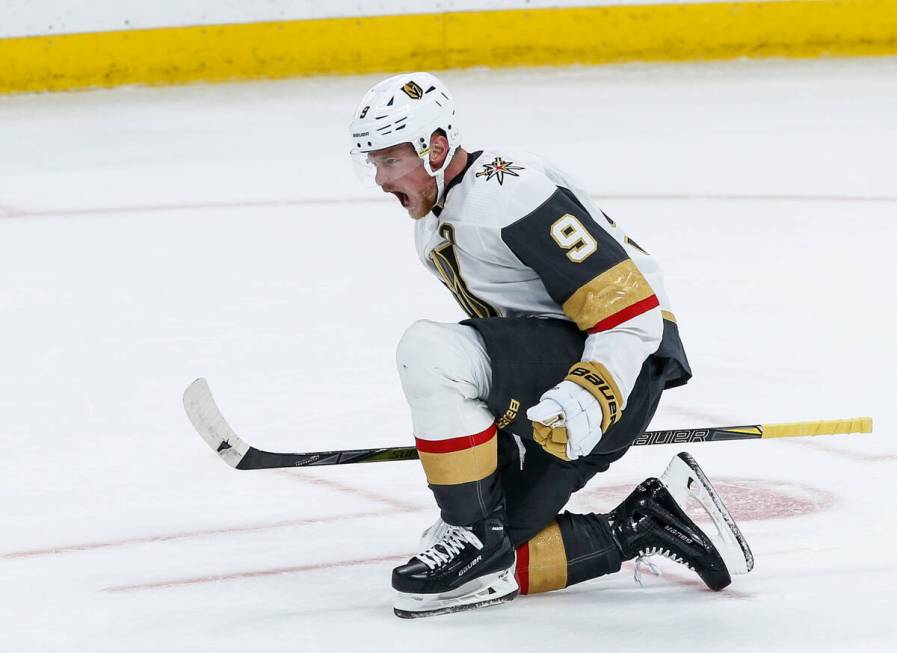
[396,320,494,440]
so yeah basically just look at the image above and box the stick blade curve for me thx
[183,378,250,468]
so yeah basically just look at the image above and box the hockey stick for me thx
[183,377,873,471]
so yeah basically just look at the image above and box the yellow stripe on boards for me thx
[445,0,897,69]
[2,1,897,94]
[0,14,442,94]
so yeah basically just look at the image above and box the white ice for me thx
[1,57,895,652]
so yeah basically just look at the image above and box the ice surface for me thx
[1,57,895,652]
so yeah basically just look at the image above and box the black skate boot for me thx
[392,516,518,618]
[608,452,754,591]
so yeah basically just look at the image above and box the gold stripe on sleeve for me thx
[562,259,655,331]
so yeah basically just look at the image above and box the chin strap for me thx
[435,168,447,208]
[424,143,459,208]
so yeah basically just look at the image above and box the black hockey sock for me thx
[514,512,622,595]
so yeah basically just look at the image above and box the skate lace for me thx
[633,546,693,586]
[415,526,483,570]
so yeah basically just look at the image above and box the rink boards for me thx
[2,0,897,94]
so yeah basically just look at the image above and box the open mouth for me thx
[390,191,410,208]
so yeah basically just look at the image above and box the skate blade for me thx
[660,452,755,575]
[393,568,518,619]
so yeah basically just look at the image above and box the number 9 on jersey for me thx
[550,214,598,263]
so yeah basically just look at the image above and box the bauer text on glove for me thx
[526,361,624,460]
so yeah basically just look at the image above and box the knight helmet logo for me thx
[402,81,424,100]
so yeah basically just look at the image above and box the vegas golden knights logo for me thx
[429,224,499,319]
[475,157,524,185]
[402,81,424,100]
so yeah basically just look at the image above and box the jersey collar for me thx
[432,150,483,218]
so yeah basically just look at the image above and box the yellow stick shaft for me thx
[757,416,874,439]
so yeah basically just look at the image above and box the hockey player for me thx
[348,73,753,618]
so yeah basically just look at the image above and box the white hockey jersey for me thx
[415,149,690,410]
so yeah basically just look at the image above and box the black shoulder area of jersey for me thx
[500,186,628,306]
[447,150,482,194]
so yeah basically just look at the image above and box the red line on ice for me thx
[105,556,754,596]
[2,509,397,560]
[784,438,897,463]
[104,554,407,593]
[277,470,423,512]
[571,478,834,522]
[4,192,897,220]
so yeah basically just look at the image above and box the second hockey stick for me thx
[183,377,873,471]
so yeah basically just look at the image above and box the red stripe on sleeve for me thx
[586,294,660,333]
[414,423,497,454]
[515,542,530,595]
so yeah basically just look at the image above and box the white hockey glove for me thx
[526,362,623,461]
[527,381,602,461]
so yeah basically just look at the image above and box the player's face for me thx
[368,144,436,220]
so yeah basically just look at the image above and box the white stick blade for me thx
[183,378,250,468]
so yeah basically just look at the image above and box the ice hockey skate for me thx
[609,452,754,591]
[392,516,518,618]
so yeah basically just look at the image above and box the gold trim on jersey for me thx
[527,520,568,593]
[662,310,677,324]
[417,438,497,486]
[562,259,655,331]
[429,224,499,319]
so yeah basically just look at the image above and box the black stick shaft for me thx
[234,425,765,470]
[184,378,870,471]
